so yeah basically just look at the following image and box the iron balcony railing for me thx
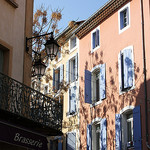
[0,72,63,131]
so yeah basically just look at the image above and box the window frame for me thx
[92,67,100,104]
[69,36,78,53]
[70,57,76,83]
[57,47,62,62]
[67,82,77,117]
[118,2,130,34]
[53,63,63,93]
[54,67,60,91]
[67,53,78,84]
[118,45,134,94]
[92,121,101,150]
[120,107,134,149]
[91,26,100,53]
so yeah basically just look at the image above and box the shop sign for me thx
[0,122,48,150]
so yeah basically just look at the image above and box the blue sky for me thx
[34,0,109,32]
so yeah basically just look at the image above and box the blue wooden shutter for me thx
[123,49,133,89]
[127,8,129,25]
[100,118,107,150]
[69,86,76,114]
[120,11,124,30]
[67,132,76,150]
[58,137,62,150]
[0,50,4,73]
[53,69,55,91]
[96,29,99,46]
[99,64,106,100]
[133,106,142,150]
[92,32,96,49]
[75,53,78,80]
[87,124,92,150]
[85,70,92,104]
[66,61,70,84]
[115,114,121,150]
[60,65,64,83]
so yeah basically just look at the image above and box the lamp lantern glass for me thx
[33,57,46,78]
[45,32,59,61]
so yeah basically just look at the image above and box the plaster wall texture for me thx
[78,0,150,149]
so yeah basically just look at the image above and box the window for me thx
[118,46,134,93]
[122,111,134,149]
[92,69,100,103]
[115,106,142,150]
[66,54,78,84]
[91,27,100,52]
[70,58,76,83]
[53,65,64,92]
[87,118,107,150]
[85,64,106,105]
[57,49,61,61]
[127,114,133,146]
[69,85,76,115]
[70,36,77,51]
[118,3,130,33]
[55,68,60,91]
[92,123,100,150]
[67,132,76,150]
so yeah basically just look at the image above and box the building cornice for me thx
[75,0,130,39]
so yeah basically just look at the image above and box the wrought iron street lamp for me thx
[45,32,60,61]
[33,54,46,78]
[26,32,59,78]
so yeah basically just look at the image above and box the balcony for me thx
[0,72,63,136]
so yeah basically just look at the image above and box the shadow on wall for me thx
[78,48,150,149]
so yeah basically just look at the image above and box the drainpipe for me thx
[140,0,150,149]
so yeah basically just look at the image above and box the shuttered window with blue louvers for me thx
[100,118,107,150]
[87,124,92,150]
[69,86,76,114]
[115,114,122,150]
[85,70,92,104]
[119,48,134,91]
[133,106,142,150]
[115,106,141,150]
[85,64,106,104]
[66,53,78,84]
[99,64,106,100]
[67,132,76,150]
[60,64,64,83]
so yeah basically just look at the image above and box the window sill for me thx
[91,45,100,53]
[119,24,130,34]
[5,0,18,8]
[90,100,103,107]
[119,86,135,95]
[69,46,77,53]
[54,57,62,64]
[54,89,61,97]
[66,112,77,118]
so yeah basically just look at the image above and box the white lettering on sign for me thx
[14,133,43,148]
